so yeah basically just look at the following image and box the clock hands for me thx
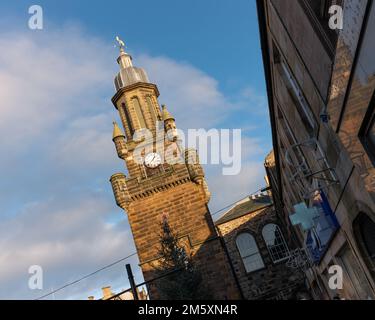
[145,153,161,168]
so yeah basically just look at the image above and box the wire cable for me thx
[35,187,266,300]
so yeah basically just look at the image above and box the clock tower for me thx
[109,42,240,299]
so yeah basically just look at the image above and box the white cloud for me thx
[137,54,235,129]
[0,26,270,299]
[53,113,118,170]
[204,135,269,214]
[209,161,267,217]
[0,28,113,150]
[0,193,136,300]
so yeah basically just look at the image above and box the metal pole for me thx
[126,264,139,300]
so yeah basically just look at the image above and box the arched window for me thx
[121,103,134,137]
[146,96,159,124]
[355,213,375,262]
[262,224,290,263]
[236,233,264,273]
[132,97,146,128]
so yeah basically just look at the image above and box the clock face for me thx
[144,152,162,168]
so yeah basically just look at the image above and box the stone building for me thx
[88,286,148,300]
[108,43,240,299]
[215,191,306,300]
[257,0,375,299]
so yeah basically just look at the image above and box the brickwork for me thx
[217,205,303,300]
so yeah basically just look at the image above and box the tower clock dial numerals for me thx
[144,152,162,168]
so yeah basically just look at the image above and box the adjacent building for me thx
[88,286,148,300]
[257,0,375,299]
[215,192,306,300]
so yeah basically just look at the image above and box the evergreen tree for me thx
[153,215,212,300]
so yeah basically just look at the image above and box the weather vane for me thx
[115,36,125,50]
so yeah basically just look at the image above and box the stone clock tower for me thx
[109,42,240,299]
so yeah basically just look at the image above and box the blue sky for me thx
[0,0,271,299]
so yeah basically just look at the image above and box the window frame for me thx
[262,223,290,264]
[235,232,265,274]
[121,102,134,137]
[359,91,375,165]
[298,0,341,58]
[131,96,146,129]
[146,95,159,124]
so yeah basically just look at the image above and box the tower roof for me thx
[161,105,174,121]
[112,121,125,140]
[114,37,149,91]
[117,47,133,68]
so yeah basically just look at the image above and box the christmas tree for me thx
[153,214,212,300]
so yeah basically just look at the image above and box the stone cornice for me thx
[111,82,160,108]
[129,176,191,201]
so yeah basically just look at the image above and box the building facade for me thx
[257,0,375,299]
[215,192,306,300]
[88,286,148,301]
[108,44,240,299]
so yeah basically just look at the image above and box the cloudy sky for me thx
[0,0,271,299]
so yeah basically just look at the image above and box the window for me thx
[146,96,159,124]
[236,233,264,273]
[362,112,375,162]
[121,103,134,137]
[273,42,317,137]
[357,214,375,261]
[360,92,375,163]
[262,224,290,263]
[277,106,312,201]
[278,61,316,137]
[132,97,146,128]
[353,213,375,285]
[367,117,375,153]
[299,0,341,56]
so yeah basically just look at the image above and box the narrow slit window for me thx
[132,97,146,128]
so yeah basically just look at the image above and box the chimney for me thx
[102,286,114,300]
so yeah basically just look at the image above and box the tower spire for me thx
[161,105,174,121]
[112,121,125,140]
[112,121,128,159]
[113,36,149,91]
[115,36,133,69]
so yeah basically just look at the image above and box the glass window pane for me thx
[146,96,158,123]
[262,224,290,263]
[132,97,146,128]
[236,233,257,257]
[236,233,264,273]
[368,118,375,148]
[243,254,265,273]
